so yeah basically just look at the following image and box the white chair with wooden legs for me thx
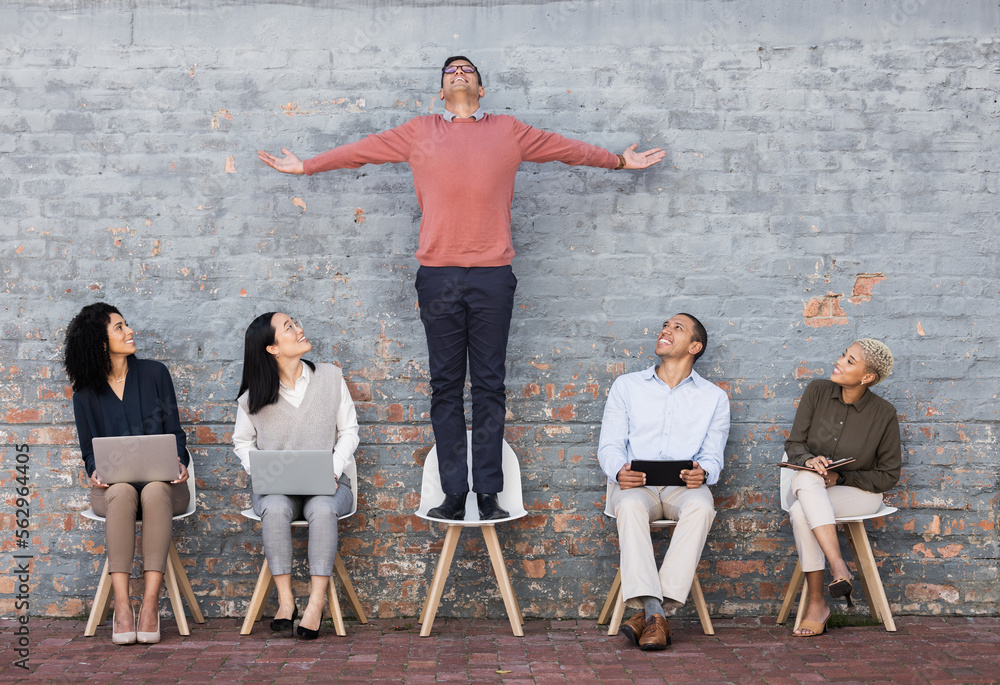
[240,461,367,636]
[597,482,715,636]
[82,455,205,637]
[776,454,898,632]
[415,431,527,637]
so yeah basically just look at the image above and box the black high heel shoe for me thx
[270,604,298,636]
[296,622,320,640]
[828,577,855,607]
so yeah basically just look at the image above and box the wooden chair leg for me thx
[844,525,880,621]
[690,574,715,635]
[326,576,346,637]
[608,585,627,636]
[419,525,462,637]
[845,521,896,632]
[241,560,274,636]
[84,558,113,637]
[163,556,190,636]
[598,569,622,626]
[333,555,368,624]
[777,560,804,625]
[168,542,205,624]
[481,524,524,637]
[793,574,809,632]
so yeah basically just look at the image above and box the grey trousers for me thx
[252,475,353,577]
[608,483,716,609]
[90,481,190,574]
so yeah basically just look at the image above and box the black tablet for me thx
[629,460,694,487]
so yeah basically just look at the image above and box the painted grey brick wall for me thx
[1,1,998,621]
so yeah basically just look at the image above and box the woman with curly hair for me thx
[65,303,190,645]
[783,338,901,637]
[233,312,359,639]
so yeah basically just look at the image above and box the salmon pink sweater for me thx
[303,113,618,267]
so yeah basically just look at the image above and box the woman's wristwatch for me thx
[835,473,845,485]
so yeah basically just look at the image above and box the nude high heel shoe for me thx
[112,608,137,645]
[136,605,161,644]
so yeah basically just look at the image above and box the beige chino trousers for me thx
[608,482,715,609]
[788,470,883,573]
[91,481,189,574]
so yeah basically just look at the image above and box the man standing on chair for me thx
[259,55,665,521]
[597,314,730,650]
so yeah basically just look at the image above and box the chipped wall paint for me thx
[1,1,999,621]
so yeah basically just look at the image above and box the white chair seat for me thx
[777,454,898,631]
[239,461,367,636]
[82,454,204,637]
[415,431,526,636]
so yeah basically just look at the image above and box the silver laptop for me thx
[92,434,180,484]
[249,450,339,495]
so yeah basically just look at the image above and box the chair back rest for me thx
[343,458,358,518]
[178,449,198,518]
[415,430,526,522]
[779,452,794,512]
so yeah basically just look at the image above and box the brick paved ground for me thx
[2,616,999,684]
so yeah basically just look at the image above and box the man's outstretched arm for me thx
[257,119,419,177]
[513,119,665,170]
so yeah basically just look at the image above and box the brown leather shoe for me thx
[638,614,671,650]
[620,611,646,646]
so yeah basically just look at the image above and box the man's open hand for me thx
[621,143,666,169]
[257,148,305,175]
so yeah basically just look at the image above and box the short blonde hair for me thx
[854,338,894,385]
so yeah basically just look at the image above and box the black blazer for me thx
[72,356,188,477]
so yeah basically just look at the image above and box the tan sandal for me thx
[792,619,828,637]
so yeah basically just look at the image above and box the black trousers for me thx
[415,265,516,494]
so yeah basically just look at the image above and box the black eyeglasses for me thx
[442,65,477,74]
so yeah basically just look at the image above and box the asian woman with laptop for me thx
[233,312,360,639]
[65,303,191,645]
[782,338,901,637]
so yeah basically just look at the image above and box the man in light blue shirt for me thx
[598,313,730,650]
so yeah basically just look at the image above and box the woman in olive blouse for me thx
[783,339,900,637]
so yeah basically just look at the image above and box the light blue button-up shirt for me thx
[597,366,731,485]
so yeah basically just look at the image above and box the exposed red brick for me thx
[849,272,886,304]
[905,583,960,603]
[803,292,848,327]
[802,297,830,318]
[552,404,575,421]
[4,408,41,423]
[553,513,584,533]
[522,559,546,578]
[716,559,767,578]
[346,382,372,401]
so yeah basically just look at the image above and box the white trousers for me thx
[788,470,883,572]
[608,483,715,609]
